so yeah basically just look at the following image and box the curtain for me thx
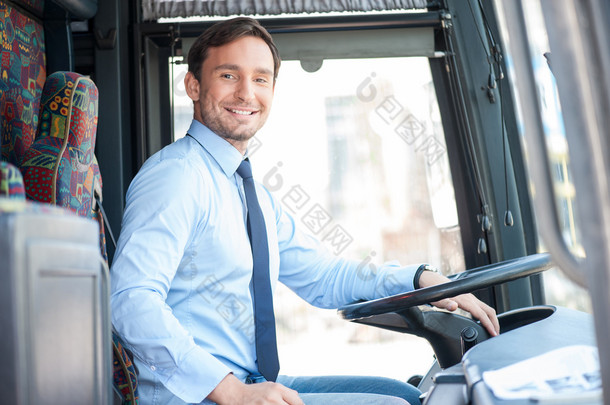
[142,0,428,21]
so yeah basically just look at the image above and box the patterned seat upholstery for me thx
[0,161,25,198]
[113,333,140,405]
[0,0,44,201]
[0,2,139,403]
[20,71,108,261]
[0,1,46,168]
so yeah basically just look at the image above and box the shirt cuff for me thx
[376,262,419,297]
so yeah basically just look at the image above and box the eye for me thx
[221,73,235,79]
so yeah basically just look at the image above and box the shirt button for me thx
[150,365,156,371]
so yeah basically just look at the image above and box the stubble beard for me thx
[200,102,265,145]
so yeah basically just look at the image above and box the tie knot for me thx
[237,159,253,180]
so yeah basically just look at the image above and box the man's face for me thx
[192,36,275,149]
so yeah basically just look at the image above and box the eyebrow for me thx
[214,64,273,77]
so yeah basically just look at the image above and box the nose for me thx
[235,78,255,102]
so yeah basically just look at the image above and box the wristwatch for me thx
[413,264,439,289]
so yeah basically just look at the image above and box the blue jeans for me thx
[276,375,422,405]
[136,368,421,404]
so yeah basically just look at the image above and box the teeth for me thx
[230,109,253,115]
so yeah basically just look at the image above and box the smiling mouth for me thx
[226,107,257,116]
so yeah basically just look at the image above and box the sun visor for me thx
[142,0,428,21]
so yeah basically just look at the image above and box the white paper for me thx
[482,345,601,401]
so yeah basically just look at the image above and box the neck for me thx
[225,138,248,155]
[193,117,248,155]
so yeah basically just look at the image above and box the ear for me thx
[185,71,200,102]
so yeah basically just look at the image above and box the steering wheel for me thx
[339,253,552,320]
[337,253,553,368]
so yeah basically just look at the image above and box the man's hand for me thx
[208,374,304,405]
[418,270,500,337]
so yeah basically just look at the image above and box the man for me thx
[110,17,499,405]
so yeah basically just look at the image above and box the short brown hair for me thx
[187,17,281,82]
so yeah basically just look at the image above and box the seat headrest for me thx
[21,71,100,217]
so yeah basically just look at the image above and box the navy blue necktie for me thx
[237,159,280,382]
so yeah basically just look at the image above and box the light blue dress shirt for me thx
[110,120,419,404]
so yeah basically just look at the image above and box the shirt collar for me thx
[186,120,245,177]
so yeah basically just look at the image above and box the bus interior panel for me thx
[0,0,609,404]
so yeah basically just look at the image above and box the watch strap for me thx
[413,264,438,289]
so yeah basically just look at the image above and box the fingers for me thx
[481,301,500,335]
[419,271,500,337]
[456,294,499,336]
[253,382,304,405]
[208,374,304,405]
[431,294,500,336]
[281,385,305,405]
[431,298,459,312]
